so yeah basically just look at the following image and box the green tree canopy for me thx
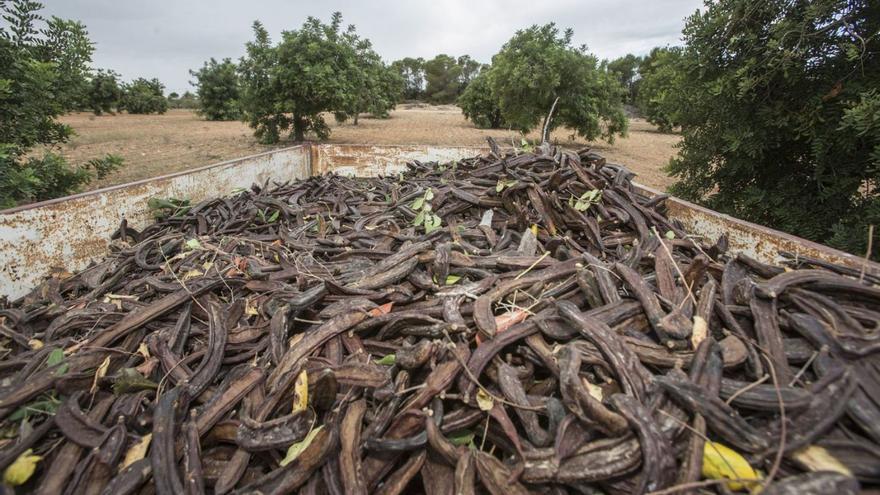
[481,23,627,142]
[266,14,353,140]
[665,0,880,256]
[38,15,92,110]
[88,69,122,115]
[272,13,354,140]
[391,57,425,100]
[238,21,284,143]
[0,0,121,207]
[424,54,462,104]
[190,57,241,121]
[607,53,641,104]
[458,70,505,129]
[121,77,168,114]
[634,47,683,131]
[456,55,482,91]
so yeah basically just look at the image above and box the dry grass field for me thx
[55,105,680,191]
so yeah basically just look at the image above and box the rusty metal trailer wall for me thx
[0,143,875,300]
[0,146,311,299]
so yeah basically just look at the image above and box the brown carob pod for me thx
[1,145,878,494]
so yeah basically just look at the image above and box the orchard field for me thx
[56,105,679,191]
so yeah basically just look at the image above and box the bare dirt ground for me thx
[56,105,679,191]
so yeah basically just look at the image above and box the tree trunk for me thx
[353,112,359,125]
[293,114,306,142]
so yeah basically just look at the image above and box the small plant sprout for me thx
[570,189,602,211]
[411,188,442,233]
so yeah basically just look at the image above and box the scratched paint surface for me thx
[1,143,875,300]
[0,146,310,299]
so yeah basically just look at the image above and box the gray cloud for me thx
[42,0,702,94]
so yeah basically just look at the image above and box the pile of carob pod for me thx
[0,140,878,495]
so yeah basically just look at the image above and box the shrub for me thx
[168,91,199,109]
[0,152,122,209]
[665,0,880,256]
[88,69,122,115]
[458,72,504,129]
[336,33,402,124]
[190,58,241,120]
[239,13,395,142]
[121,78,168,114]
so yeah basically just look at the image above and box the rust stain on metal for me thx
[632,183,880,276]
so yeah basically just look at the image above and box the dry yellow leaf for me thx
[702,441,762,492]
[288,333,304,348]
[137,342,150,360]
[3,448,41,486]
[181,269,203,282]
[582,377,604,401]
[691,315,708,348]
[792,445,851,475]
[245,299,259,317]
[476,388,494,411]
[28,339,43,350]
[292,370,309,413]
[91,356,111,394]
[121,434,152,469]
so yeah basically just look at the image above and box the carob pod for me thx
[1,145,878,494]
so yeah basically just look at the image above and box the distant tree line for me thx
[189,15,629,145]
[390,55,483,104]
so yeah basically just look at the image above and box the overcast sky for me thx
[43,0,703,94]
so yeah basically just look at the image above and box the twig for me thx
[515,252,550,280]
[480,410,491,451]
[652,227,697,306]
[860,224,874,282]
[294,317,324,325]
[441,331,544,412]
[161,250,208,314]
[725,374,769,405]
[541,97,560,144]
[762,353,786,489]
[789,350,819,387]
[396,383,427,395]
